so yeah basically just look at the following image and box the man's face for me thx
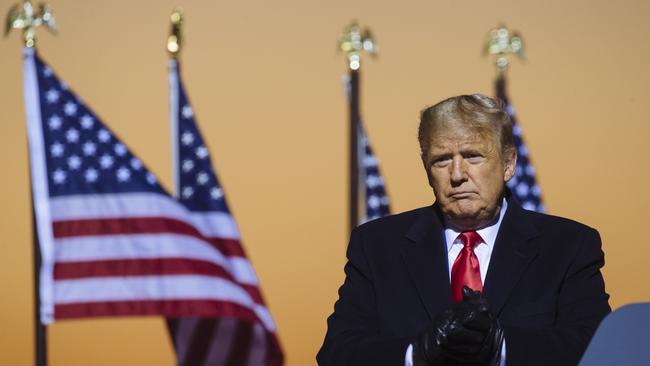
[423,124,516,230]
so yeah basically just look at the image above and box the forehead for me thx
[426,122,498,150]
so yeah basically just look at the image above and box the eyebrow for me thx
[429,153,453,161]
[459,148,484,156]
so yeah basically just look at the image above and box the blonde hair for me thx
[418,94,515,159]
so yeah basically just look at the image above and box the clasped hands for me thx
[413,286,504,366]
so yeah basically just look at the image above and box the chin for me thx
[451,202,481,217]
[442,204,486,229]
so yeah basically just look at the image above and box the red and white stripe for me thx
[48,192,275,333]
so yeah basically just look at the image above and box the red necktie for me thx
[450,231,483,303]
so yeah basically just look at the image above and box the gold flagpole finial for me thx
[167,8,183,58]
[484,25,525,76]
[338,21,377,71]
[5,0,57,47]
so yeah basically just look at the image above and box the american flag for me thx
[496,77,545,212]
[343,76,391,224]
[167,59,283,365]
[358,124,390,222]
[23,47,281,366]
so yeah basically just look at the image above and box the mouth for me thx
[449,192,476,199]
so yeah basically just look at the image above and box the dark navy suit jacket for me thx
[317,198,610,366]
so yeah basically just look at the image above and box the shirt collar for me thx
[444,198,508,252]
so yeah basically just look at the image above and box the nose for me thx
[450,156,467,186]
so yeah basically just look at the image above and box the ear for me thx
[503,148,517,182]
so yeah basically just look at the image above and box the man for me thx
[317,94,610,366]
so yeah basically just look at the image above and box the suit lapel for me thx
[401,205,451,322]
[483,200,541,315]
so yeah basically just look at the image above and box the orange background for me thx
[0,0,649,365]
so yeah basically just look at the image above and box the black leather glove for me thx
[412,287,504,366]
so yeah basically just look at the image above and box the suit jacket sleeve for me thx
[502,226,611,366]
[317,227,411,366]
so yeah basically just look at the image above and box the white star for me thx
[182,159,195,173]
[116,167,131,182]
[67,155,82,170]
[516,182,530,197]
[196,171,209,185]
[366,175,376,188]
[364,156,378,167]
[114,143,127,156]
[130,158,142,170]
[181,132,195,146]
[97,129,111,143]
[210,187,224,200]
[59,81,69,91]
[80,115,94,129]
[48,115,63,130]
[52,169,66,184]
[99,154,114,169]
[63,102,77,116]
[182,105,194,119]
[42,67,53,77]
[50,142,64,157]
[518,145,528,157]
[84,168,98,182]
[368,195,381,209]
[513,124,522,137]
[146,172,157,185]
[182,186,194,199]
[532,184,542,197]
[196,146,209,159]
[45,89,60,103]
[525,165,536,176]
[366,175,383,189]
[82,142,97,156]
[65,128,79,143]
[381,196,390,205]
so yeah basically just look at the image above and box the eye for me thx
[464,153,484,164]
[431,157,451,168]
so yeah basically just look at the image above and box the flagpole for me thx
[338,22,376,234]
[348,68,360,234]
[7,2,58,365]
[31,206,47,366]
[167,8,183,198]
[165,8,184,354]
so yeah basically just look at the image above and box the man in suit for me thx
[317,94,610,366]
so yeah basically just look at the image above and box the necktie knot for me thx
[459,231,482,250]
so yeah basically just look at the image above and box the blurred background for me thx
[0,0,649,365]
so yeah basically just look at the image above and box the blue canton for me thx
[35,55,164,197]
[174,73,230,213]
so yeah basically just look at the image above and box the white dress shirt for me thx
[405,199,508,366]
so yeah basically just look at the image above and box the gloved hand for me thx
[412,286,504,366]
